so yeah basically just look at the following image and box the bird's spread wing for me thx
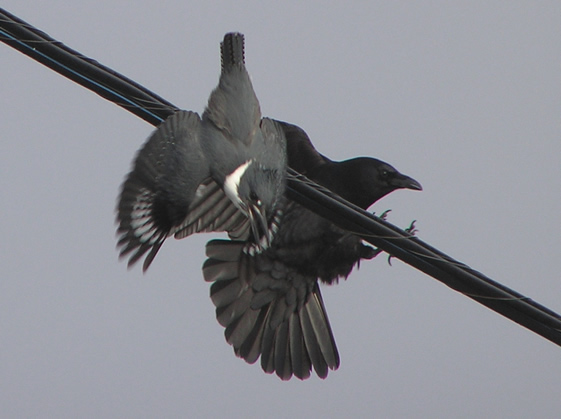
[117,110,209,271]
[173,177,250,240]
[202,239,340,380]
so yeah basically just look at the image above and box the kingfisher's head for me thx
[224,160,285,251]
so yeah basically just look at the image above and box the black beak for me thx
[248,203,270,251]
[393,174,423,191]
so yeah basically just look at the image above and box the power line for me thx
[2,7,561,346]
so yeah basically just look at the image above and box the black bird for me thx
[203,122,422,380]
[117,33,286,271]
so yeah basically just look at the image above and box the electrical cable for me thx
[2,8,561,346]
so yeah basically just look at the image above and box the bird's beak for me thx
[393,174,423,191]
[248,204,271,251]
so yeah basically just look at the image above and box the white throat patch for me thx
[224,160,252,210]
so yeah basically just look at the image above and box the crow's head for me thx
[313,157,422,210]
[350,158,422,209]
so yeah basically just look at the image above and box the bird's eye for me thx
[381,170,389,178]
[249,191,260,205]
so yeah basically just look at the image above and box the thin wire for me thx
[0,13,178,125]
[2,7,561,345]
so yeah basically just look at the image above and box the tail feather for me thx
[260,302,277,374]
[210,278,243,307]
[237,308,268,364]
[205,239,244,262]
[274,320,292,380]
[304,286,340,370]
[203,239,340,380]
[299,305,329,379]
[215,287,252,327]
[225,308,259,348]
[289,314,312,380]
[221,32,245,73]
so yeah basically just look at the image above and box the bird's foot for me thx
[387,219,418,266]
[361,244,383,260]
[365,209,392,261]
[404,219,418,236]
[375,209,391,221]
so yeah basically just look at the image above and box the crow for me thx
[116,33,287,271]
[203,122,422,380]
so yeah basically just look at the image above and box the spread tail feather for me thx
[203,239,340,380]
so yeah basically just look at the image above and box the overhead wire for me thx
[2,7,561,346]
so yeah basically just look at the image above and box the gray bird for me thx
[203,122,422,380]
[117,33,287,271]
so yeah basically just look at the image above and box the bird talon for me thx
[375,209,392,221]
[405,220,418,236]
[387,254,394,266]
[386,220,419,266]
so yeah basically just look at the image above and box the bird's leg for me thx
[387,220,418,266]
[359,209,392,260]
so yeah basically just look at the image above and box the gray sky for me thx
[2,1,560,418]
